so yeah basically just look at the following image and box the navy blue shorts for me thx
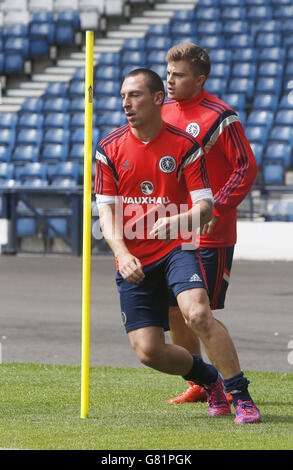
[116,246,207,333]
[168,246,234,310]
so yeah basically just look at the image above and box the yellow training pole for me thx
[81,30,94,419]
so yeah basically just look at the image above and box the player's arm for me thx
[98,201,144,284]
[95,144,144,284]
[206,115,258,217]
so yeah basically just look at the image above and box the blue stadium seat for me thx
[274,110,293,126]
[16,162,47,182]
[255,77,282,96]
[245,125,269,145]
[44,82,68,98]
[172,9,197,22]
[146,50,166,66]
[94,80,121,97]
[43,97,69,114]
[122,37,145,51]
[43,128,70,146]
[0,128,16,149]
[219,0,244,5]
[121,51,146,66]
[231,62,257,79]
[55,10,80,44]
[43,112,70,129]
[20,98,44,114]
[97,111,127,128]
[249,142,264,167]
[170,22,197,38]
[0,113,17,129]
[198,36,223,49]
[147,23,170,37]
[204,78,227,96]
[281,18,293,33]
[250,19,281,36]
[258,62,283,77]
[246,110,274,130]
[222,20,248,35]
[255,32,281,48]
[221,7,245,21]
[246,5,272,21]
[12,145,39,164]
[209,63,230,79]
[0,53,4,73]
[69,112,85,130]
[259,47,285,63]
[285,61,293,78]
[31,11,54,24]
[49,161,80,185]
[41,144,69,162]
[197,21,222,35]
[16,129,42,150]
[70,127,99,145]
[21,178,48,187]
[228,78,254,100]
[251,94,279,112]
[96,97,122,112]
[262,158,285,185]
[264,142,292,167]
[232,48,258,63]
[221,93,246,111]
[0,162,14,180]
[195,7,220,21]
[209,48,232,63]
[279,95,293,110]
[5,24,29,38]
[67,80,84,97]
[145,36,172,52]
[269,126,293,145]
[4,52,25,73]
[68,143,84,161]
[227,34,254,49]
[17,113,44,129]
[17,218,37,237]
[4,37,29,57]
[98,52,120,66]
[273,5,293,20]
[65,97,84,114]
[94,65,120,81]
[29,22,55,57]
[0,146,11,163]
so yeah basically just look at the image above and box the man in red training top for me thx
[95,68,234,419]
[162,43,260,423]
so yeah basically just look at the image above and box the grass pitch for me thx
[0,363,292,450]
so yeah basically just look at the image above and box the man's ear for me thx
[154,90,165,107]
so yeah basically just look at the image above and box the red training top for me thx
[162,89,258,247]
[94,121,213,266]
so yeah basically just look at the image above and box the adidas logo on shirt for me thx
[189,273,202,282]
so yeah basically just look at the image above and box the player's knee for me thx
[183,303,211,336]
[133,344,163,368]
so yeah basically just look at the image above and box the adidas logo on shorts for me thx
[189,273,202,282]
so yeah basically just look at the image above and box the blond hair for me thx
[166,42,211,77]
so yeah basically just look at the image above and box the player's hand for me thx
[149,216,178,242]
[117,252,145,284]
[200,216,218,236]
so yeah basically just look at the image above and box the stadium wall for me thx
[0,218,292,260]
[234,221,293,261]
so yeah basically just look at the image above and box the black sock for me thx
[224,372,252,406]
[183,354,218,387]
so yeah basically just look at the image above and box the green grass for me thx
[0,363,292,450]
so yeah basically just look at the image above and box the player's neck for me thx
[131,117,164,143]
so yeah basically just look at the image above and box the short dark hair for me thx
[166,42,211,77]
[124,68,165,98]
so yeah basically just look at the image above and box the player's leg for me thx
[167,305,207,403]
[167,247,234,405]
[177,288,260,423]
[117,253,229,416]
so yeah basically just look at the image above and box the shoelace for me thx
[237,401,256,414]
